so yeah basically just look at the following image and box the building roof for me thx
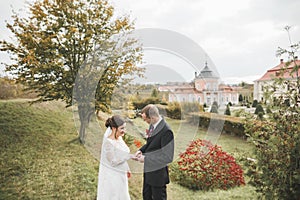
[256,59,300,81]
[219,84,233,91]
[158,83,193,92]
[196,62,219,79]
[173,88,201,94]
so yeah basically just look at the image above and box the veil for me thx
[100,127,111,164]
[104,127,112,138]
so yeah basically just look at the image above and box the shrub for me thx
[233,109,251,118]
[123,133,135,146]
[266,105,272,114]
[210,105,218,113]
[245,41,300,200]
[245,113,300,199]
[257,112,264,120]
[254,104,264,115]
[170,139,245,191]
[166,102,182,119]
[181,102,202,114]
[224,104,231,116]
[132,97,160,109]
[0,77,36,99]
[126,101,136,119]
[187,113,246,137]
[238,94,243,103]
[284,98,290,107]
[212,101,218,108]
[252,100,258,107]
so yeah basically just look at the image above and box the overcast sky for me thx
[1,0,299,84]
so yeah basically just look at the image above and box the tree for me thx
[151,88,158,97]
[238,94,243,104]
[210,105,218,114]
[239,81,246,87]
[224,104,231,116]
[252,99,258,107]
[254,104,264,115]
[245,26,300,199]
[212,101,218,108]
[277,26,300,98]
[209,101,218,113]
[0,0,143,143]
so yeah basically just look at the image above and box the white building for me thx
[158,62,239,106]
[254,58,300,102]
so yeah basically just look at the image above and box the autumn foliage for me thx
[170,139,245,191]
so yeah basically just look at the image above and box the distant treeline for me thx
[0,77,36,99]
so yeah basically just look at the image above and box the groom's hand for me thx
[136,155,144,163]
[132,150,141,159]
[135,150,142,157]
[132,150,142,161]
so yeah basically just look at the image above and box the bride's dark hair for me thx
[105,115,125,129]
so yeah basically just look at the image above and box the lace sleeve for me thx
[103,140,130,167]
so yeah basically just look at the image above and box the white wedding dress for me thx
[97,128,131,200]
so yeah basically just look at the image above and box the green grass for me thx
[127,117,259,200]
[0,100,258,199]
[0,100,99,199]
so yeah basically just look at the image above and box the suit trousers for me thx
[143,181,167,200]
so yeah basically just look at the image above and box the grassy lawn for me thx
[0,100,99,199]
[0,100,258,199]
[126,116,258,200]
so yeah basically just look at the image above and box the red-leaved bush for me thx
[170,139,245,190]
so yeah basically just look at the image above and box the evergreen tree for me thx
[151,88,158,97]
[238,94,243,103]
[210,105,218,114]
[252,99,258,107]
[254,104,265,115]
[224,104,231,116]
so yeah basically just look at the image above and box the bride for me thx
[97,115,133,200]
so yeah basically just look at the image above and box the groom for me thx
[133,104,174,200]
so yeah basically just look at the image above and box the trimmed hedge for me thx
[187,113,245,138]
[132,97,161,109]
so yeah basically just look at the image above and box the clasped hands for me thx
[130,150,144,163]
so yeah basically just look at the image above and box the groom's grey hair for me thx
[142,104,160,118]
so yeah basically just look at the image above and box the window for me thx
[206,83,210,90]
[207,97,211,104]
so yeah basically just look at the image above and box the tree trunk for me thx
[78,104,92,144]
[79,119,87,144]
